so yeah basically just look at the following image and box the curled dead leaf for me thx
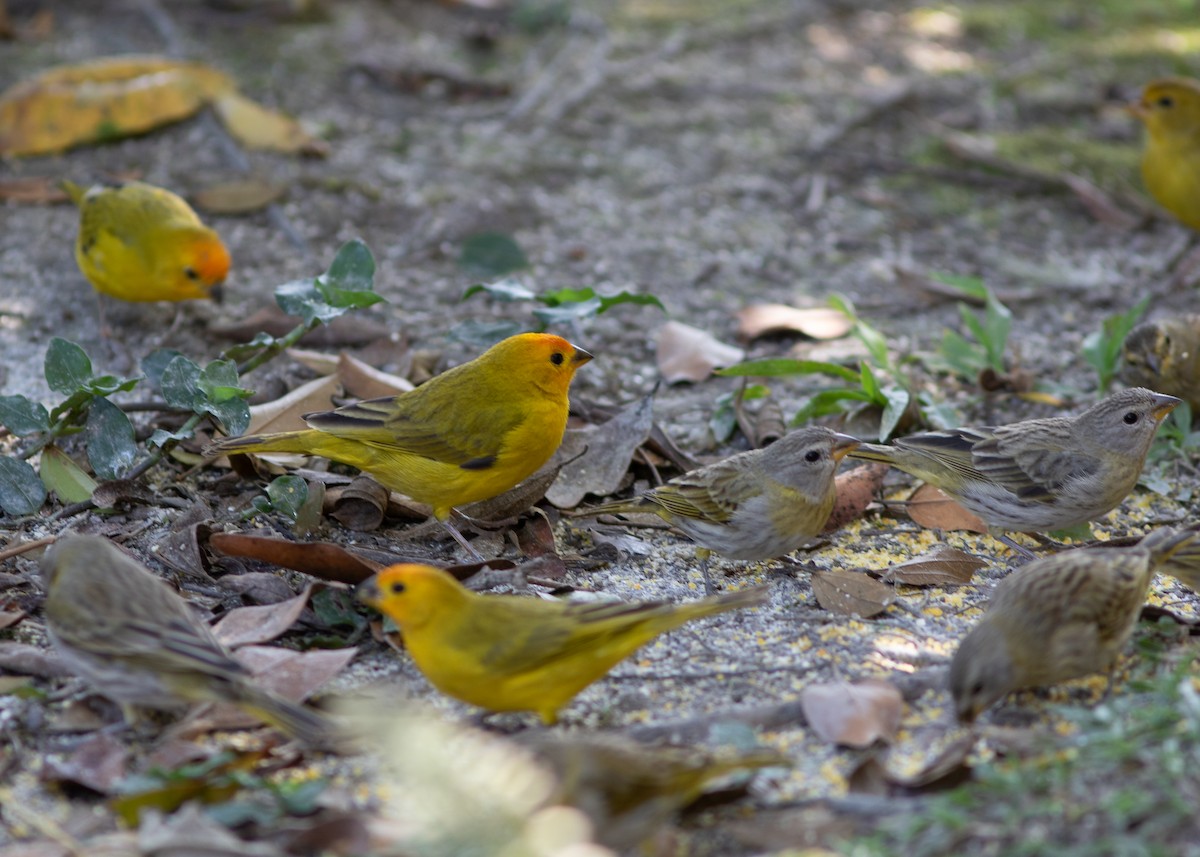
[736,304,852,341]
[800,679,903,748]
[329,475,389,532]
[212,90,328,156]
[192,177,287,215]
[906,484,988,534]
[824,461,887,533]
[209,532,381,585]
[655,321,745,384]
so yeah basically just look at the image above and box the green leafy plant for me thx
[0,239,384,519]
[709,384,770,443]
[456,276,665,344]
[1082,297,1150,391]
[927,275,1013,380]
[246,474,309,523]
[717,295,915,440]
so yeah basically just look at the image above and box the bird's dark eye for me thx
[1157,95,1175,109]
[1123,411,1139,425]
[390,581,406,594]
[184,266,200,281]
[550,352,564,365]
[971,680,985,696]
[804,450,821,462]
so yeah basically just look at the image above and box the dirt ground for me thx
[2,0,1200,854]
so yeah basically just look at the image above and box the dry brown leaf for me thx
[212,375,341,471]
[192,177,287,215]
[799,679,904,748]
[0,55,233,157]
[655,321,745,384]
[212,90,328,156]
[40,731,128,794]
[212,585,312,649]
[337,351,414,399]
[546,393,655,508]
[906,484,989,534]
[824,461,887,533]
[233,645,356,701]
[329,475,389,531]
[810,570,894,618]
[209,532,382,585]
[736,304,852,341]
[882,544,986,586]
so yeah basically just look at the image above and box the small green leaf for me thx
[266,475,308,521]
[160,355,204,411]
[0,456,47,515]
[709,392,738,442]
[448,319,526,347]
[597,291,666,314]
[930,272,988,301]
[878,387,911,441]
[458,232,529,278]
[0,395,49,436]
[142,349,185,390]
[82,374,140,397]
[44,338,93,395]
[148,427,193,448]
[533,297,603,326]
[199,360,248,403]
[717,359,859,382]
[221,331,276,362]
[1084,297,1151,390]
[39,445,97,505]
[277,240,384,324]
[207,398,250,437]
[321,238,376,293]
[311,588,367,635]
[791,388,875,423]
[462,277,537,302]
[540,287,597,306]
[85,398,138,481]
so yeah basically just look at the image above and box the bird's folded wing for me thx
[306,396,518,468]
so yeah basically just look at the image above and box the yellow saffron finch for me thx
[1129,78,1200,232]
[356,563,768,724]
[63,179,231,304]
[209,333,592,554]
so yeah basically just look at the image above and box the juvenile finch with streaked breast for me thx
[40,535,331,745]
[580,427,859,590]
[208,333,592,555]
[949,527,1198,722]
[1121,316,1200,414]
[356,563,768,725]
[848,388,1178,536]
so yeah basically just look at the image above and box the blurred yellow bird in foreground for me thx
[949,527,1198,723]
[1121,315,1200,415]
[357,563,768,724]
[582,426,859,590]
[848,388,1178,537]
[209,333,592,555]
[41,535,331,745]
[1129,78,1200,232]
[63,179,231,304]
